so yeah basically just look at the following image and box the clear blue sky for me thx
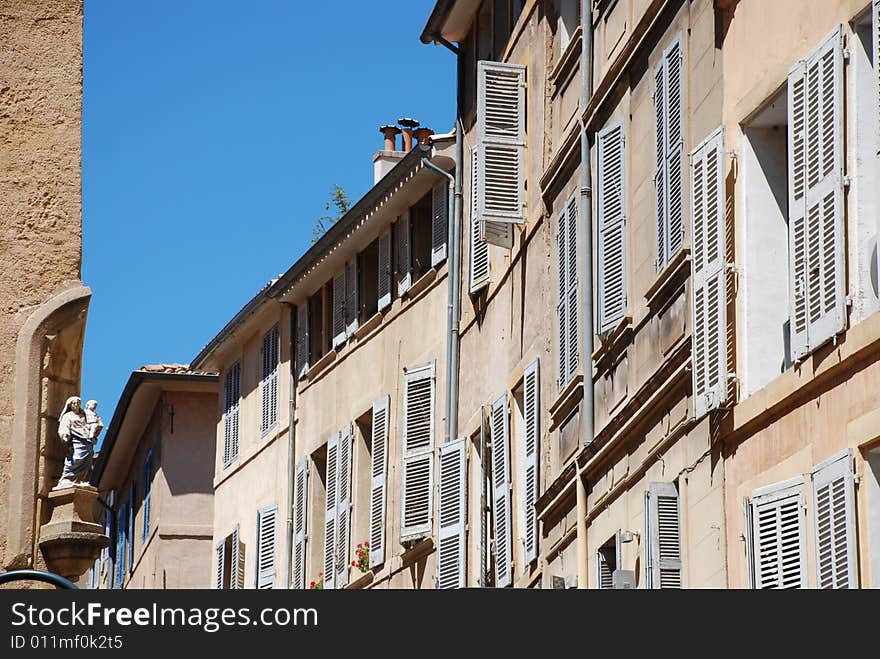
[82,0,454,441]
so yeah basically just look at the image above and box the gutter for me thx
[283,303,297,589]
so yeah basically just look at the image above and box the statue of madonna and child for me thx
[55,396,104,489]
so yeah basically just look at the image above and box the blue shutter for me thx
[143,450,152,542]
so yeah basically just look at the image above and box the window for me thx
[359,238,380,321]
[644,482,682,589]
[597,121,627,333]
[308,446,328,588]
[142,450,152,542]
[596,534,619,590]
[260,325,279,434]
[556,195,578,388]
[292,458,309,589]
[437,436,467,589]
[255,504,278,589]
[323,426,353,589]
[410,190,433,281]
[223,362,240,467]
[367,396,390,569]
[215,525,243,590]
[400,363,435,543]
[554,0,579,60]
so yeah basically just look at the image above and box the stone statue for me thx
[56,395,100,488]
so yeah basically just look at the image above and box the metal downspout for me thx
[283,302,297,589]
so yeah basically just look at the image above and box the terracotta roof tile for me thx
[138,363,217,376]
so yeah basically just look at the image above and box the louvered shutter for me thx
[597,550,612,589]
[556,206,569,388]
[431,181,448,266]
[522,359,540,565]
[223,362,240,467]
[397,212,412,295]
[256,505,277,589]
[400,363,435,541]
[378,228,393,311]
[655,35,685,269]
[215,541,226,589]
[490,393,513,587]
[369,395,390,567]
[336,424,353,588]
[143,451,152,542]
[437,437,467,589]
[477,61,526,225]
[483,220,514,248]
[260,326,278,434]
[690,128,728,419]
[128,482,135,574]
[646,483,682,589]
[115,504,126,587]
[292,458,308,589]
[469,145,490,293]
[345,258,359,337]
[565,196,579,383]
[296,304,309,378]
[787,26,846,360]
[230,524,243,589]
[597,121,627,333]
[654,59,668,269]
[332,271,346,348]
[323,432,339,589]
[812,449,857,589]
[749,478,807,589]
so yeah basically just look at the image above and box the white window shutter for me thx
[749,478,807,589]
[655,35,684,269]
[223,362,240,467]
[597,121,627,333]
[787,26,846,360]
[260,326,278,434]
[323,431,339,590]
[490,393,513,587]
[215,541,226,589]
[292,458,308,589]
[231,524,243,589]
[378,227,392,311]
[556,206,569,388]
[812,449,857,588]
[645,482,682,589]
[400,363,435,541]
[469,145,490,293]
[397,212,412,295]
[482,220,514,248]
[437,437,467,589]
[256,504,277,589]
[654,59,668,270]
[296,303,309,378]
[345,258,359,338]
[332,271,346,349]
[477,61,526,225]
[335,424,353,588]
[565,195,579,382]
[431,181,448,266]
[875,1,880,153]
[522,359,540,565]
[597,549,612,589]
[690,127,728,419]
[370,395,390,568]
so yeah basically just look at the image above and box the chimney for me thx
[414,127,434,145]
[398,117,420,151]
[373,124,405,184]
[379,124,401,151]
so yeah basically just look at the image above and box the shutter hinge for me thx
[842,48,850,61]
[846,294,854,307]
[843,175,852,189]
[725,262,738,273]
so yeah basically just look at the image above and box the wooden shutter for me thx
[491,393,513,587]
[335,424,353,588]
[787,26,846,360]
[557,195,579,387]
[260,326,278,434]
[215,541,226,589]
[522,359,540,565]
[654,58,668,270]
[749,478,807,589]
[469,145,490,293]
[115,503,126,587]
[597,121,627,333]
[477,61,526,225]
[332,271,346,348]
[143,450,152,542]
[690,127,728,419]
[378,227,393,311]
[223,362,240,467]
[812,449,857,588]
[645,482,682,589]
[128,482,135,574]
[323,431,339,589]
[556,205,569,388]
[437,437,467,589]
[400,363,435,541]
[483,220,514,248]
[431,181,448,266]
[345,258,359,338]
[397,212,412,295]
[292,457,308,589]
[655,35,684,269]
[256,505,277,589]
[370,395,390,568]
[296,304,309,378]
[230,524,243,589]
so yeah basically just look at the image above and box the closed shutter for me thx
[437,437,467,589]
[490,393,513,587]
[215,541,226,589]
[787,26,846,360]
[332,271,346,348]
[292,458,308,589]
[230,524,243,589]
[369,395,390,567]
[597,121,627,333]
[345,258,359,338]
[690,127,728,419]
[469,145,490,293]
[323,431,339,589]
[483,220,514,248]
[336,424,353,588]
[477,61,526,225]
[223,363,240,467]
[522,359,540,565]
[645,482,682,589]
[296,304,309,378]
[812,449,857,589]
[655,35,685,269]
[748,478,807,589]
[397,212,412,295]
[128,482,135,574]
[143,450,152,542]
[256,505,277,589]
[400,363,435,541]
[115,503,126,587]
[431,181,448,266]
[378,227,393,311]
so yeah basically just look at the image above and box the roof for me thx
[137,363,216,375]
[419,0,480,44]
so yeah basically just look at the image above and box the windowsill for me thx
[548,373,584,431]
[399,536,434,562]
[353,311,382,340]
[593,315,633,368]
[403,267,437,301]
[304,349,337,381]
[644,247,691,312]
[550,26,583,90]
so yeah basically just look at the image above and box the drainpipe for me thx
[283,302,297,588]
[577,0,595,590]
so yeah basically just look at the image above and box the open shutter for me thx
[597,121,627,333]
[292,458,308,589]
[483,220,514,248]
[378,227,393,311]
[397,212,412,295]
[264,326,279,433]
[230,524,243,589]
[370,395,390,567]
[345,258,359,338]
[749,478,807,589]
[654,57,668,270]
[490,393,513,587]
[431,181,448,266]
[556,205,569,388]
[128,483,135,574]
[115,503,126,587]
[597,550,613,589]
[477,61,526,225]
[690,128,728,419]
[296,304,309,378]
[400,363,435,541]
[655,35,684,269]
[788,26,846,360]
[323,432,339,590]
[215,541,225,589]
[522,359,540,565]
[143,450,152,541]
[469,145,490,293]
[437,437,467,589]
[646,483,682,589]
[256,505,277,589]
[875,0,880,152]
[336,424,353,588]
[565,195,579,382]
[332,271,346,348]
[224,362,240,467]
[812,449,857,588]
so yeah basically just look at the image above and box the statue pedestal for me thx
[38,484,109,581]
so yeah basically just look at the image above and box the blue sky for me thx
[82,0,454,441]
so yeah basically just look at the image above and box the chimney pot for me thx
[414,127,434,145]
[379,124,401,152]
[398,117,420,151]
